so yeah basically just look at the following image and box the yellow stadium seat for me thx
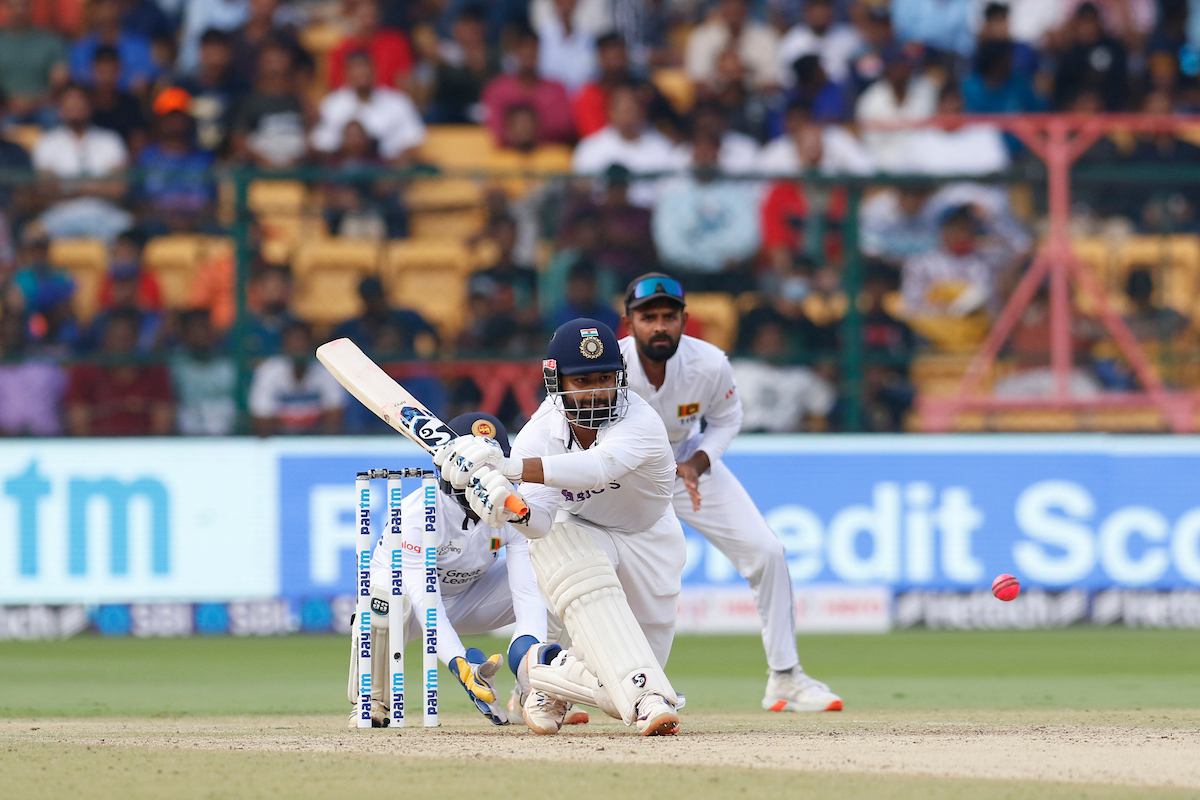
[143,235,206,308]
[410,208,488,241]
[418,125,496,170]
[48,238,108,322]
[291,239,382,324]
[386,239,472,273]
[383,267,467,340]
[686,293,738,353]
[5,124,42,153]
[652,68,696,114]
[407,177,486,211]
[990,410,1078,432]
[248,180,307,216]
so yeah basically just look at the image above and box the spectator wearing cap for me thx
[88,45,150,153]
[137,91,217,231]
[32,83,134,242]
[65,308,175,435]
[572,83,681,207]
[176,29,248,153]
[249,320,344,435]
[424,5,502,125]
[900,204,1019,326]
[855,42,939,172]
[327,0,413,90]
[652,132,761,294]
[685,0,781,90]
[332,276,438,357]
[890,0,975,58]
[481,25,576,147]
[230,40,308,167]
[0,0,69,122]
[535,0,597,95]
[548,260,620,331]
[69,0,158,94]
[311,50,425,165]
[1052,2,1128,111]
[177,0,247,75]
[777,0,863,86]
[169,308,236,435]
[0,310,67,435]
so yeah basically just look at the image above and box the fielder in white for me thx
[347,413,551,728]
[435,318,687,736]
[619,273,843,712]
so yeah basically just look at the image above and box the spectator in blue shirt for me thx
[962,40,1043,114]
[137,90,216,231]
[69,0,158,94]
[548,260,620,332]
[789,54,852,122]
[977,3,1039,78]
[890,0,975,59]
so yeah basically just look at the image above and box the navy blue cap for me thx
[545,318,623,376]
[447,412,510,456]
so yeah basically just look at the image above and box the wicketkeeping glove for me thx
[467,470,525,528]
[433,435,520,490]
[451,648,509,725]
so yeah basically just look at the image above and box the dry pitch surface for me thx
[3,631,1198,798]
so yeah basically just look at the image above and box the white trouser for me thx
[673,459,799,672]
[569,510,688,667]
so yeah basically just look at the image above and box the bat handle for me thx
[504,494,529,516]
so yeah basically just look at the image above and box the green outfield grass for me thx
[1,628,1198,717]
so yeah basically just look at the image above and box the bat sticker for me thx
[399,406,455,448]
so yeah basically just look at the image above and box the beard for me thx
[562,388,617,427]
[640,333,680,363]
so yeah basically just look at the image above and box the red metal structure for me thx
[913,114,1197,432]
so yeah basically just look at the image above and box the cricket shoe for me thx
[563,703,589,725]
[346,700,390,729]
[522,690,570,735]
[510,658,588,726]
[635,694,679,736]
[762,669,842,712]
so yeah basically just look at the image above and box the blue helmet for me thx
[439,412,510,511]
[542,318,628,429]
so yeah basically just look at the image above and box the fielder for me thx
[435,319,687,736]
[347,413,550,728]
[619,273,842,712]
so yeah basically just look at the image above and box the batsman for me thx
[435,319,686,736]
[619,273,842,713]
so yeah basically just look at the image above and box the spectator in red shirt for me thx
[572,32,628,138]
[760,124,847,273]
[97,229,161,311]
[327,0,414,90]
[481,25,575,147]
[64,309,175,435]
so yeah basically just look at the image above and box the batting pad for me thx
[529,519,677,725]
[529,649,622,720]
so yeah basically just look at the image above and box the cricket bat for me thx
[316,337,528,516]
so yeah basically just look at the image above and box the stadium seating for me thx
[686,293,739,353]
[382,240,471,340]
[143,235,208,308]
[418,126,496,170]
[48,238,107,322]
[291,238,382,324]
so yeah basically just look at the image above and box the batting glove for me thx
[451,648,509,725]
[467,470,525,528]
[434,435,520,490]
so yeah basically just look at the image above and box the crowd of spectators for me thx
[3,0,1200,437]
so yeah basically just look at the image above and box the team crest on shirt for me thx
[580,335,604,358]
[677,402,700,417]
[471,419,496,438]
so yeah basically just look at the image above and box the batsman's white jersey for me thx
[368,489,547,665]
[511,391,687,666]
[620,334,801,672]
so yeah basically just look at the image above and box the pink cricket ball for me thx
[992,573,1020,601]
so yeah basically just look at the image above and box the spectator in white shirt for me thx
[757,100,874,176]
[855,43,940,172]
[536,0,598,94]
[777,0,863,86]
[674,101,760,174]
[901,204,1013,318]
[732,316,836,432]
[896,83,1009,176]
[249,320,346,436]
[32,83,132,241]
[686,0,781,90]
[530,0,612,36]
[572,82,683,207]
[311,50,425,164]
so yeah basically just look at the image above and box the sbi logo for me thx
[4,461,170,578]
